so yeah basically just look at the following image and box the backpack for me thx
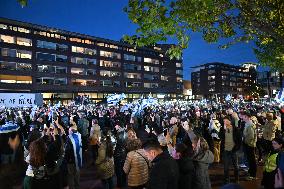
[33,166,48,180]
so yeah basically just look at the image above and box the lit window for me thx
[124,72,141,79]
[0,34,15,43]
[17,50,32,59]
[176,63,182,68]
[72,79,97,86]
[100,50,121,59]
[71,68,85,75]
[144,57,159,64]
[161,76,169,81]
[17,37,32,46]
[144,83,158,88]
[100,60,121,68]
[0,75,32,84]
[17,27,30,33]
[0,24,8,30]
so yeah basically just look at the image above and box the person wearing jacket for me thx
[209,113,222,163]
[64,125,82,189]
[96,135,115,189]
[263,113,278,155]
[242,111,257,180]
[143,139,179,189]
[175,143,194,189]
[113,125,127,189]
[89,119,101,164]
[262,137,284,189]
[192,137,214,189]
[123,138,149,189]
[220,115,242,184]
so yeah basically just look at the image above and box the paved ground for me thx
[79,154,263,189]
[13,150,263,189]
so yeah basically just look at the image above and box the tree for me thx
[124,0,284,71]
[249,83,266,99]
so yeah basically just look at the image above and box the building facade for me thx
[258,71,283,97]
[191,62,255,99]
[0,18,183,102]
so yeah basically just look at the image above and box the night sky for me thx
[0,0,258,80]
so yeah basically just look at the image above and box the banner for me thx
[0,93,43,107]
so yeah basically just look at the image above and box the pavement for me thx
[13,150,263,189]
[78,153,263,189]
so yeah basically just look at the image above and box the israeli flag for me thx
[0,121,19,134]
[69,132,82,171]
[131,103,140,116]
[275,89,284,103]
[48,107,55,121]
[30,105,38,119]
[54,101,61,109]
[107,93,126,105]
[120,103,131,112]
[225,94,232,101]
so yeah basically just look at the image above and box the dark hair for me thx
[143,138,161,151]
[175,143,190,158]
[29,138,47,168]
[242,110,251,118]
[26,130,42,149]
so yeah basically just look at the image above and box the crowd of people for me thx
[0,99,284,189]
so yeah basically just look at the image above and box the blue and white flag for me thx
[275,89,284,103]
[69,132,82,171]
[225,94,232,101]
[120,103,132,112]
[30,105,38,119]
[0,121,19,134]
[107,93,126,105]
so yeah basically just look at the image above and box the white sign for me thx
[0,93,42,107]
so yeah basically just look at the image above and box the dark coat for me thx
[220,125,242,152]
[177,157,194,189]
[193,150,214,189]
[147,151,179,189]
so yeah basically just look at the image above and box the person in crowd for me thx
[0,122,23,189]
[221,116,242,184]
[123,138,149,189]
[242,111,258,180]
[64,125,82,189]
[96,135,115,189]
[143,139,179,189]
[89,119,101,165]
[175,143,194,189]
[24,138,48,189]
[263,113,278,155]
[261,137,284,189]
[114,124,127,189]
[77,112,89,152]
[192,137,214,189]
[253,114,265,164]
[209,113,222,163]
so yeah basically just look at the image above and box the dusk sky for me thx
[0,0,258,80]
